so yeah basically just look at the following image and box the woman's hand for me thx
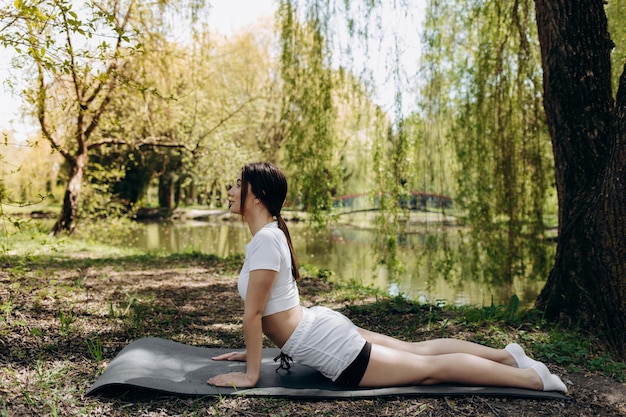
[211,351,247,362]
[207,372,257,388]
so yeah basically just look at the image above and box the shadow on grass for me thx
[0,253,247,376]
[0,252,244,271]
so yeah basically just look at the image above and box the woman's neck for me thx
[247,213,275,236]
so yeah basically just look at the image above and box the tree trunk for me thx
[52,152,87,235]
[158,174,174,209]
[534,0,626,359]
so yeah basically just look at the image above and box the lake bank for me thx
[9,205,556,308]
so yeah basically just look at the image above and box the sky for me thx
[0,0,423,142]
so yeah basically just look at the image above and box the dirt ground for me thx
[1,255,625,416]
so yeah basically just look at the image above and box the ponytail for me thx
[276,214,300,281]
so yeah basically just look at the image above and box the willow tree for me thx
[407,0,626,358]
[277,0,341,220]
[534,0,626,359]
[274,0,626,358]
[419,0,554,288]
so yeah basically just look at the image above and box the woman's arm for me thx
[208,269,276,388]
[242,269,276,383]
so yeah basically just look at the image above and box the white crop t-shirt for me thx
[238,222,300,316]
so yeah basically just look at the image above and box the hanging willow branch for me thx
[277,0,339,224]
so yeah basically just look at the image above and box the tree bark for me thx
[534,0,626,359]
[52,152,87,235]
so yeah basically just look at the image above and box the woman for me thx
[207,162,567,392]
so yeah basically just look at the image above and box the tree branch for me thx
[31,32,70,162]
[192,96,260,153]
[87,136,193,152]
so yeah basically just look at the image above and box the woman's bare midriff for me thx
[262,304,303,348]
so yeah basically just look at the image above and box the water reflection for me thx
[114,220,550,308]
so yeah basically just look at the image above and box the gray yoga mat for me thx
[86,337,567,399]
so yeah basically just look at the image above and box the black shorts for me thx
[335,341,372,386]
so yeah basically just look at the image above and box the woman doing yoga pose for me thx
[207,162,567,393]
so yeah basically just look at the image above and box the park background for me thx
[1,1,626,414]
[0,0,565,307]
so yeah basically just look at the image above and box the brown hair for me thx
[240,162,300,280]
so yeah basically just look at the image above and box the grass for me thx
[1,224,625,416]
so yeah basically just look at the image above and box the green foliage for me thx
[314,0,556,290]
[2,1,275,232]
[0,139,60,253]
[278,1,339,223]
[96,22,272,209]
[606,1,626,93]
[458,295,525,324]
[0,0,147,233]
[85,335,104,361]
[0,1,562,310]
[371,121,410,277]
[534,332,626,382]
[417,0,554,287]
[452,297,626,381]
[57,309,75,338]
[300,263,335,280]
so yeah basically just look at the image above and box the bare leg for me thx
[358,344,567,392]
[358,328,517,367]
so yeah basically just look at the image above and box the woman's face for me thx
[227,177,257,215]
[227,178,243,214]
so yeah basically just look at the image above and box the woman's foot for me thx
[505,343,539,369]
[530,362,568,392]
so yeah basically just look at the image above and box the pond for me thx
[112,211,551,308]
